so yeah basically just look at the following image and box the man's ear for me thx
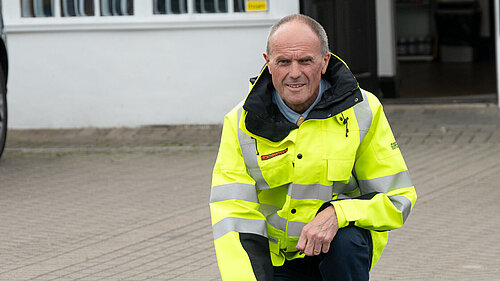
[321,53,331,74]
[263,52,272,74]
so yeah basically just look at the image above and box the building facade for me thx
[2,0,499,128]
[3,0,298,128]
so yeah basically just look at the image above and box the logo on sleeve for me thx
[391,142,399,150]
[261,148,288,161]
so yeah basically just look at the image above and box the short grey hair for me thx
[266,14,329,56]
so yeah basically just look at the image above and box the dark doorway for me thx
[301,0,380,96]
[301,0,497,103]
[395,0,497,103]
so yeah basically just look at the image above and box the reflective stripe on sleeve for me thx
[237,107,270,190]
[332,176,359,194]
[353,89,373,143]
[210,183,258,203]
[212,217,268,240]
[388,195,412,223]
[358,170,413,194]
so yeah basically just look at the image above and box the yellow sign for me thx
[246,0,268,12]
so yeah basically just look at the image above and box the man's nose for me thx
[289,62,301,79]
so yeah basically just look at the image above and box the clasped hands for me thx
[296,205,339,256]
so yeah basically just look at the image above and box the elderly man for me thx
[210,14,416,281]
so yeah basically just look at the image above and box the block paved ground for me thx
[0,103,499,280]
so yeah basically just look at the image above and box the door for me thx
[301,0,379,96]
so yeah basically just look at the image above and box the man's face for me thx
[264,21,330,114]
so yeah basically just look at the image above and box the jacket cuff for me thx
[331,201,349,228]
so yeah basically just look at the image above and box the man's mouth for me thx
[286,83,306,89]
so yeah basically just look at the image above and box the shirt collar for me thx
[272,79,331,125]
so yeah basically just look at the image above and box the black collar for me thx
[243,54,362,142]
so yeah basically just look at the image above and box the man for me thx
[210,14,416,281]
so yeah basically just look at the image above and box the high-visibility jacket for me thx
[210,54,417,281]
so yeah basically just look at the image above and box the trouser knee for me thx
[319,226,372,281]
[330,226,372,260]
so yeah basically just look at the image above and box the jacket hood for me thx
[243,53,363,142]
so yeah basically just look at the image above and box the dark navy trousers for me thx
[273,226,372,281]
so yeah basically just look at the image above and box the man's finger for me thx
[303,233,316,256]
[296,233,306,252]
[321,238,331,253]
[313,240,322,256]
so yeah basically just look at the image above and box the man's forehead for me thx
[270,20,315,41]
[270,45,317,59]
[268,21,321,55]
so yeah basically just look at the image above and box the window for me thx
[61,0,94,17]
[19,0,264,18]
[20,0,134,17]
[233,0,245,12]
[100,0,133,16]
[154,0,187,14]
[194,0,227,13]
[153,0,245,14]
[21,0,54,17]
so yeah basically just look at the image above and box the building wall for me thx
[3,0,299,128]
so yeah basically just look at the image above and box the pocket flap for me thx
[327,158,354,183]
[259,161,293,189]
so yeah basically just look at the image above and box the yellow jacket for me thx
[210,54,417,281]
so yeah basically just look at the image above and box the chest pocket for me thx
[258,151,293,189]
[327,158,354,183]
[239,129,292,190]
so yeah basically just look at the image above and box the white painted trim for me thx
[227,0,234,13]
[53,0,61,18]
[495,0,500,107]
[4,16,278,33]
[375,0,396,77]
[94,0,101,17]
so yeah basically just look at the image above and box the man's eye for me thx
[277,60,290,65]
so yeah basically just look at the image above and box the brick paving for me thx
[0,103,499,280]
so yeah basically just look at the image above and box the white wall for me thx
[3,1,299,128]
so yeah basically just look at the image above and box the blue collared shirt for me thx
[272,79,331,125]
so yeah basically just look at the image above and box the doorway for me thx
[395,0,497,103]
[301,0,498,103]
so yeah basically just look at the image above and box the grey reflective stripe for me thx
[237,107,270,190]
[288,183,334,200]
[259,203,281,217]
[210,183,258,203]
[267,212,307,238]
[267,212,287,232]
[212,217,267,240]
[389,195,412,223]
[337,193,353,200]
[358,170,413,194]
[353,89,373,143]
[268,235,279,244]
[287,221,307,237]
[332,176,359,194]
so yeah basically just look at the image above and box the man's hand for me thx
[296,205,338,256]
